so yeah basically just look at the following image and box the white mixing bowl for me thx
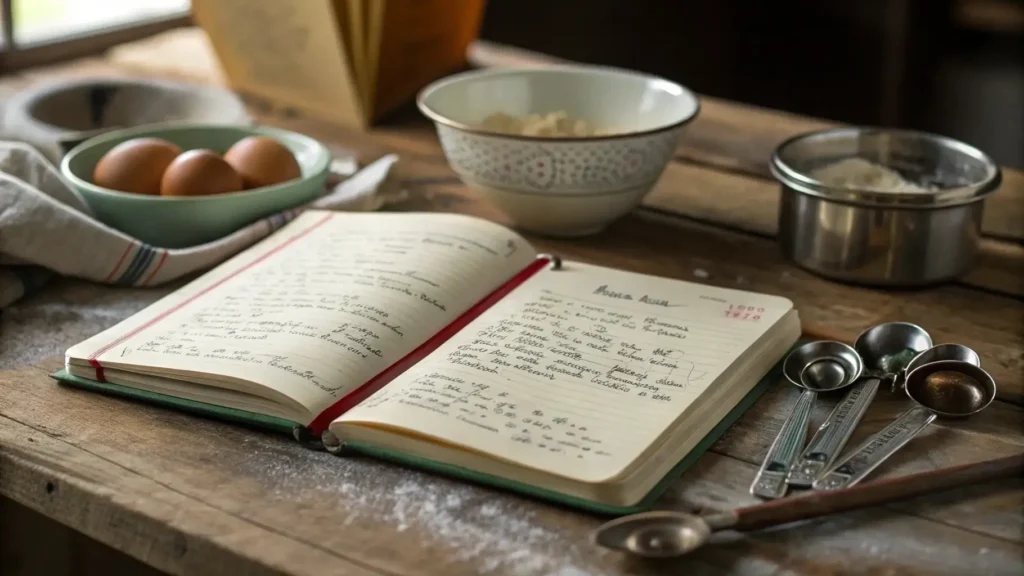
[418,65,700,237]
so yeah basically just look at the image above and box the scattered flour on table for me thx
[800,514,1019,573]
[237,437,612,575]
[0,277,182,368]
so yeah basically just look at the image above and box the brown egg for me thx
[223,136,301,189]
[93,137,182,195]
[160,149,243,196]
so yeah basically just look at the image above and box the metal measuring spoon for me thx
[593,454,1024,559]
[894,343,981,392]
[786,322,932,488]
[813,359,996,491]
[749,341,862,499]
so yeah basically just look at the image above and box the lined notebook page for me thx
[67,211,536,420]
[335,261,793,482]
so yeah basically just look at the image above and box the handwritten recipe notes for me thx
[64,211,799,508]
[67,212,537,423]
[333,261,799,504]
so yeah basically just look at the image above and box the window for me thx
[13,0,189,44]
[0,0,191,71]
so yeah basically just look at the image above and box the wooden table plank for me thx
[385,183,1024,405]
[677,97,1024,245]
[1,90,1021,403]
[1,179,1021,575]
[272,112,1024,299]
[23,30,1024,249]
[2,358,1021,576]
[0,394,377,576]
[227,99,1024,298]
[6,39,1021,298]
[0,39,1020,576]
[641,163,1024,298]
[467,39,1024,244]
[1,494,165,576]
[704,377,1024,542]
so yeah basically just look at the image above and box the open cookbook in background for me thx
[56,211,801,514]
[192,0,486,129]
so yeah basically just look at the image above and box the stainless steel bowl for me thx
[771,128,1002,287]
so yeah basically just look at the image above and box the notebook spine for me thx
[538,253,563,270]
[292,426,326,451]
[321,429,349,455]
[305,253,559,435]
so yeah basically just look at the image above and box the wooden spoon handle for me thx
[733,453,1024,531]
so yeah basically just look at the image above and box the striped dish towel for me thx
[0,141,405,308]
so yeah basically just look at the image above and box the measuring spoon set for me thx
[592,321,1008,559]
[750,322,997,499]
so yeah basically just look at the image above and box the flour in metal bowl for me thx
[810,158,937,193]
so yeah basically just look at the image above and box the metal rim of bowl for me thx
[770,126,1003,209]
[416,64,702,142]
[7,76,250,130]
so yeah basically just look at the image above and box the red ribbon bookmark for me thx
[307,256,552,434]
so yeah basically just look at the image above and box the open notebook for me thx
[57,211,800,513]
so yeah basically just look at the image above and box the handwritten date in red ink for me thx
[725,304,764,321]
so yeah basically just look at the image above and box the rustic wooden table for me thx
[1,33,1022,576]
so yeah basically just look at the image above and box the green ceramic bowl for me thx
[61,123,331,248]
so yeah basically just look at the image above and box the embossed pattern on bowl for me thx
[437,124,681,195]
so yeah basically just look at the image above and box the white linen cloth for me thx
[0,141,404,307]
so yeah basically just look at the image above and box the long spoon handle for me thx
[750,389,816,499]
[734,453,1024,532]
[813,405,936,491]
[787,377,881,487]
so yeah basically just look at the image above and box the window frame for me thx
[0,0,190,73]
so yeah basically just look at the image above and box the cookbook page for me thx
[333,261,794,482]
[67,211,537,420]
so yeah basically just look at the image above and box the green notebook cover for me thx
[50,369,301,437]
[52,341,795,515]
[335,352,789,516]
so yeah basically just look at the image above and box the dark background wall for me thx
[479,0,1024,169]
